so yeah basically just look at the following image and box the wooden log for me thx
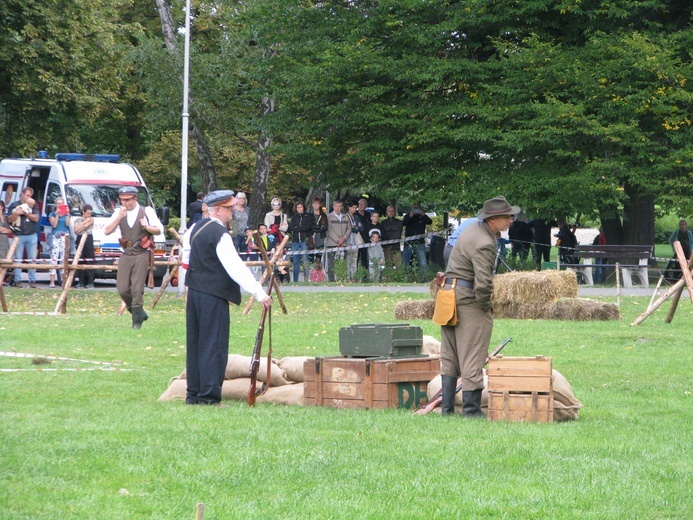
[0,237,20,313]
[673,241,693,304]
[54,233,86,314]
[631,277,687,326]
[151,244,180,309]
[648,275,664,309]
[241,235,289,315]
[665,253,693,324]
[168,227,183,245]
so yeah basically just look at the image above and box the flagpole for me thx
[179,0,191,234]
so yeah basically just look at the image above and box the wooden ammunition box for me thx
[486,356,554,423]
[338,323,423,358]
[303,356,439,410]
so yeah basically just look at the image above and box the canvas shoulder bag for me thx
[432,278,458,326]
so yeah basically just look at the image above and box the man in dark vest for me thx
[105,186,163,329]
[185,190,272,405]
[440,195,520,418]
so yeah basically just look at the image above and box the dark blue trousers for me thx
[186,289,230,404]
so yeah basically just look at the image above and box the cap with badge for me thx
[118,186,139,198]
[203,190,236,207]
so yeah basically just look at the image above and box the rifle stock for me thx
[414,338,512,415]
[247,272,274,406]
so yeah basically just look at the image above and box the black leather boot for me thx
[131,306,149,329]
[462,389,485,418]
[440,376,458,416]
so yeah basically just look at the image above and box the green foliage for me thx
[0,289,691,519]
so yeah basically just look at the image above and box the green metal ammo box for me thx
[339,323,423,358]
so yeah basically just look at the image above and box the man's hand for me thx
[260,296,273,311]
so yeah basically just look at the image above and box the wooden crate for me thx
[487,391,554,423]
[303,356,440,410]
[486,356,553,422]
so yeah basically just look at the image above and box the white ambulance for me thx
[0,152,170,284]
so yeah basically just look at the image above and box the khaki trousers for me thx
[440,292,493,391]
[116,252,149,309]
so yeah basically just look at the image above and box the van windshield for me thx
[66,185,149,217]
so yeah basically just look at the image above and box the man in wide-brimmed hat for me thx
[439,195,520,418]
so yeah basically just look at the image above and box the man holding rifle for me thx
[185,190,272,406]
[440,196,520,417]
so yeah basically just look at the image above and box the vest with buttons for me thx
[185,218,241,304]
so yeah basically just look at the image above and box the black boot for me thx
[440,376,458,416]
[462,389,485,418]
[131,306,149,329]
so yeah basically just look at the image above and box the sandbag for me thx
[158,378,187,401]
[257,383,305,406]
[278,356,312,383]
[221,378,253,401]
[226,354,292,386]
[552,369,583,421]
[422,335,441,356]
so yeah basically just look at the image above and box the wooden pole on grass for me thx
[673,241,693,304]
[151,244,180,309]
[615,262,621,308]
[631,253,693,326]
[195,502,204,519]
[54,234,86,314]
[241,234,289,316]
[0,237,20,313]
[648,274,665,309]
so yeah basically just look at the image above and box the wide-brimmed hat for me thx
[476,196,521,220]
[204,190,236,207]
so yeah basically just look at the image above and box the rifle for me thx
[247,272,274,407]
[414,337,512,415]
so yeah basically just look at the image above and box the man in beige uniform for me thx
[440,196,520,417]
[105,186,164,329]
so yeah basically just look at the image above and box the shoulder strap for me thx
[190,219,214,247]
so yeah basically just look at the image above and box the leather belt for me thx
[445,277,473,289]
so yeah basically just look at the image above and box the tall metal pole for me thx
[179,0,191,234]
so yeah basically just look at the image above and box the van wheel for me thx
[154,276,164,288]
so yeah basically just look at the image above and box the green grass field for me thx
[0,288,690,519]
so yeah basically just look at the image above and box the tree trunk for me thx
[248,96,275,227]
[623,183,656,266]
[623,183,655,246]
[599,204,623,245]
[155,0,218,197]
[190,123,217,194]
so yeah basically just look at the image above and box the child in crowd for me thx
[309,259,326,282]
[368,228,385,281]
[11,197,35,233]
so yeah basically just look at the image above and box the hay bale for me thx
[429,278,440,299]
[549,298,621,321]
[494,301,555,320]
[493,271,578,305]
[394,299,435,320]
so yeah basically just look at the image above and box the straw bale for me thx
[493,271,578,305]
[394,299,435,320]
[429,278,440,299]
[549,298,621,321]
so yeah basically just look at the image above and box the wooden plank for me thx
[487,376,552,393]
[487,356,552,377]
